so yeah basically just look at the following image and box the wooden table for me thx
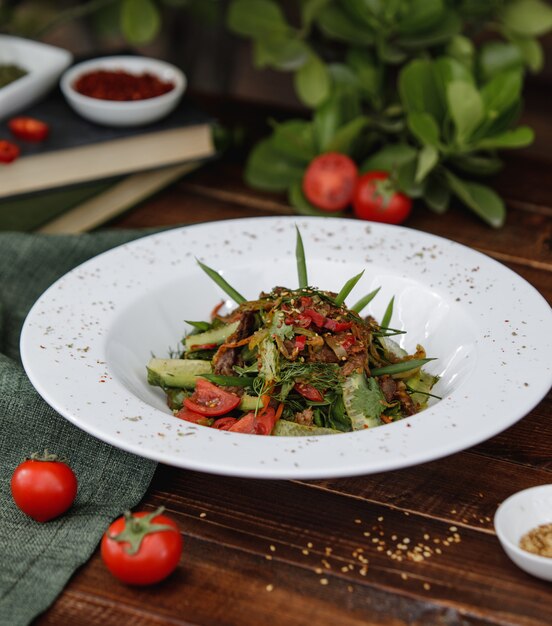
[37,91,551,626]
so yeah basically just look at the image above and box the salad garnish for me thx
[147,229,438,436]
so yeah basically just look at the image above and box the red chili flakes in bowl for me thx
[73,69,175,101]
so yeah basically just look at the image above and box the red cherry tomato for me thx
[11,452,78,522]
[184,378,241,416]
[101,507,182,585]
[352,171,412,224]
[8,116,49,142]
[303,152,358,211]
[0,140,20,164]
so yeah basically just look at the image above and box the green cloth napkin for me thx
[0,231,158,625]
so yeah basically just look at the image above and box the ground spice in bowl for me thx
[73,69,174,101]
[519,523,552,557]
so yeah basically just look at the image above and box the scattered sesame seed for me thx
[354,519,362,524]
[401,573,408,580]
[403,538,411,544]
[322,559,331,569]
[265,555,273,561]
[347,585,354,593]
[320,578,329,585]
[449,526,458,532]
[423,534,430,540]
[315,567,323,575]
[266,584,274,592]
[325,547,333,555]
[302,549,309,555]
[423,583,431,591]
[391,534,397,541]
[363,531,371,537]
[377,516,384,522]
[359,567,368,576]
[341,566,349,573]
[199,512,207,518]
[269,545,276,552]
[307,542,313,548]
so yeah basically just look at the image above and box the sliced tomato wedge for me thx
[303,308,326,327]
[294,335,307,351]
[294,383,324,402]
[8,116,49,142]
[174,406,213,426]
[228,407,278,435]
[0,140,20,164]
[323,318,353,332]
[212,417,238,430]
[184,378,241,416]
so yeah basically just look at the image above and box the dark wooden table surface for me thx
[37,89,551,626]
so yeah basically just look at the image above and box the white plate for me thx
[0,35,73,121]
[20,217,552,479]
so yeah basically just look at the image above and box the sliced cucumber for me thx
[147,358,212,389]
[272,420,341,436]
[342,371,385,430]
[184,321,239,352]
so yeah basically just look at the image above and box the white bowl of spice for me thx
[60,55,186,127]
[494,484,552,581]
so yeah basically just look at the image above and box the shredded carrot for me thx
[274,402,284,422]
[220,336,252,349]
[210,300,225,320]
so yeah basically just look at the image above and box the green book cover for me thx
[0,179,119,232]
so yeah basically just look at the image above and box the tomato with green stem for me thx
[101,507,182,585]
[11,451,78,522]
[353,171,412,224]
[184,377,241,416]
[303,152,358,211]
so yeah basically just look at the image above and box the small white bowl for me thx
[494,484,552,581]
[0,35,73,121]
[60,56,186,127]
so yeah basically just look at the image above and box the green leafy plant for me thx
[228,0,552,226]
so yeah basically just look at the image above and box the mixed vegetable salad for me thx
[147,229,438,436]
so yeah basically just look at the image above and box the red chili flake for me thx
[73,69,175,101]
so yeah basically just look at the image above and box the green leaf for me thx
[253,36,310,71]
[397,0,444,35]
[360,143,417,173]
[313,92,360,151]
[346,48,382,102]
[326,116,371,154]
[245,138,304,192]
[371,358,434,376]
[433,56,474,111]
[288,182,344,217]
[121,0,160,44]
[444,171,505,227]
[502,0,552,37]
[445,35,475,69]
[480,70,523,122]
[449,153,503,176]
[227,0,289,39]
[424,174,450,213]
[351,286,381,313]
[301,0,330,28]
[381,296,394,329]
[446,81,484,144]
[407,112,440,147]
[294,53,331,107]
[271,120,317,163]
[316,3,374,44]
[295,226,308,288]
[476,126,534,149]
[397,8,461,48]
[197,259,246,304]
[335,271,365,306]
[512,36,544,73]
[416,145,439,182]
[399,59,444,123]
[478,41,523,82]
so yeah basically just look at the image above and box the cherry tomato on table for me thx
[353,171,412,224]
[11,451,78,522]
[101,507,183,585]
[8,116,49,142]
[303,152,358,211]
[0,140,20,164]
[184,377,241,416]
